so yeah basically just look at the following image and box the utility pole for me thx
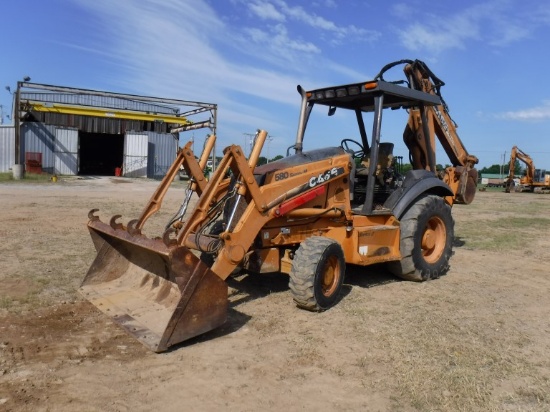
[13,78,30,165]
[266,135,274,162]
[243,132,255,155]
[14,82,21,165]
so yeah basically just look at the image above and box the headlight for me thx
[348,86,360,95]
[336,88,347,97]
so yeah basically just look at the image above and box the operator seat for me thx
[356,143,394,178]
[352,143,395,204]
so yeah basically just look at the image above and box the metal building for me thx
[2,82,216,178]
[0,126,15,172]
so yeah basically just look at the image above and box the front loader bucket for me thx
[79,219,228,352]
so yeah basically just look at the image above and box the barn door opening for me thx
[123,133,148,178]
[79,132,124,176]
[54,128,79,175]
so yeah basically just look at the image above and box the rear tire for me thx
[388,194,454,281]
[289,237,345,311]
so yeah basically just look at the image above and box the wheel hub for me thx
[422,216,446,263]
[322,257,340,296]
[422,229,436,250]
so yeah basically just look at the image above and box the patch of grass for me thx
[0,290,42,312]
[0,172,13,181]
[0,295,13,309]
[286,334,325,368]
[375,310,534,411]
[514,377,550,403]
[456,217,550,251]
[251,317,283,337]
[0,171,56,183]
[477,185,507,193]
[492,217,550,229]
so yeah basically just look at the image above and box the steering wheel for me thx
[340,139,365,158]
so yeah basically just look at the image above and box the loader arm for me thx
[177,130,352,280]
[126,135,216,235]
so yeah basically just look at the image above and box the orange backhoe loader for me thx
[505,146,550,192]
[80,59,478,352]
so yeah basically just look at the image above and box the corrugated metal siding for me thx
[20,92,179,114]
[54,128,79,175]
[21,123,56,173]
[15,121,175,178]
[0,126,15,172]
[147,132,177,179]
[29,112,171,134]
[124,133,148,178]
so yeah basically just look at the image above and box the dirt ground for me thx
[1,177,549,412]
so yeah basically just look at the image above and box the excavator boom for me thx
[505,146,549,192]
[376,60,478,204]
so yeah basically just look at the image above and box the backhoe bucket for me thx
[79,220,228,352]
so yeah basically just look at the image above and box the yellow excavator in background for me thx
[505,146,550,192]
[80,59,478,352]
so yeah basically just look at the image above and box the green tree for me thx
[479,164,501,174]
[479,160,522,176]
[512,159,522,175]
[400,163,451,174]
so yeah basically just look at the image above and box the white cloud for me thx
[487,22,530,47]
[398,23,473,53]
[68,0,300,102]
[395,0,539,54]
[60,0,315,156]
[312,0,337,8]
[229,0,380,69]
[243,0,379,46]
[248,1,285,22]
[279,0,378,44]
[62,0,383,152]
[244,24,320,62]
[533,4,550,24]
[496,101,550,121]
[391,3,414,19]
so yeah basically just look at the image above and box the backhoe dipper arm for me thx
[403,60,478,171]
[401,60,479,204]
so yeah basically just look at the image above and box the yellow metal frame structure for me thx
[28,101,192,126]
[12,81,218,166]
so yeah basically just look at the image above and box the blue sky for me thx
[2,0,550,169]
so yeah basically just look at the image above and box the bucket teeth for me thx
[88,208,100,221]
[80,220,228,352]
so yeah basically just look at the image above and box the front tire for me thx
[388,194,454,281]
[289,237,345,311]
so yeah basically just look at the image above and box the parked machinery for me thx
[505,146,550,192]
[80,59,478,352]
